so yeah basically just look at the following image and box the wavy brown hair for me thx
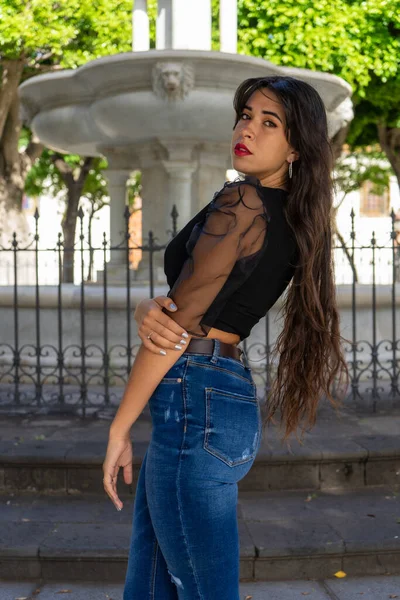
[233,76,350,445]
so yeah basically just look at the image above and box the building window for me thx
[360,180,390,217]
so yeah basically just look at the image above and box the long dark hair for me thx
[233,76,350,444]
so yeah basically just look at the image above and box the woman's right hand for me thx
[134,296,189,354]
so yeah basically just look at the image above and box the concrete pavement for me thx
[1,575,400,599]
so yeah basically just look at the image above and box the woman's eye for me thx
[239,113,276,127]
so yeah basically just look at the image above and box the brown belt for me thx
[183,337,244,361]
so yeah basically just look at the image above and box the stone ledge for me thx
[1,440,400,493]
[0,487,399,582]
[1,436,396,466]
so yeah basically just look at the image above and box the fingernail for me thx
[175,344,182,350]
[179,339,187,345]
[181,332,189,338]
[160,350,167,356]
[116,506,122,511]
[170,303,177,310]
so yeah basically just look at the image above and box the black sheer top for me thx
[162,175,299,341]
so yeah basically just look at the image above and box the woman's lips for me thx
[234,143,252,156]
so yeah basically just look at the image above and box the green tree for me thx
[234,0,400,180]
[0,0,132,245]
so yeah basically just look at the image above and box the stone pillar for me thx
[105,168,132,269]
[220,0,237,53]
[193,142,230,212]
[156,0,172,49]
[135,140,197,283]
[161,160,196,233]
[159,140,197,230]
[156,0,211,51]
[135,142,170,283]
[132,0,150,51]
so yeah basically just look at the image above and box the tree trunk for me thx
[0,66,43,251]
[61,184,81,283]
[0,60,24,140]
[377,123,400,189]
[0,175,28,247]
[53,155,94,283]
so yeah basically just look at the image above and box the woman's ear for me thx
[288,149,300,162]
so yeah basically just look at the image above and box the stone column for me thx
[161,160,197,233]
[104,169,133,284]
[159,140,197,230]
[95,161,134,285]
[134,142,170,283]
[105,168,132,270]
[135,140,197,283]
[193,142,230,212]
[156,0,172,49]
[220,0,237,53]
[156,0,211,51]
[132,0,150,51]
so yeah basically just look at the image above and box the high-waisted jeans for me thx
[123,339,262,600]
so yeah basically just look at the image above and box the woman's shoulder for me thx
[210,176,288,223]
[210,175,268,214]
[213,175,288,201]
[212,175,263,199]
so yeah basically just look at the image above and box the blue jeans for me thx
[123,339,262,600]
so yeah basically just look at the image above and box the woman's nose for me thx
[241,123,255,139]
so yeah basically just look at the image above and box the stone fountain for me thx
[18,0,353,284]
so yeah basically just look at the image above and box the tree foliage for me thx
[0,0,133,249]
[0,0,132,70]
[234,0,400,180]
[236,0,399,91]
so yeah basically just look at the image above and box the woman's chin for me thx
[231,162,255,177]
[231,158,255,175]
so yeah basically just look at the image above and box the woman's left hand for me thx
[102,436,133,511]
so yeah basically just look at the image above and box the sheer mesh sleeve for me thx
[163,176,271,337]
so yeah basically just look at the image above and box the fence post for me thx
[57,232,65,405]
[34,208,42,406]
[12,233,20,405]
[390,209,399,399]
[78,207,87,416]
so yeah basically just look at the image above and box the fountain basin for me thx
[19,49,352,156]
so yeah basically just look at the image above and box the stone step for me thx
[0,486,399,583]
[1,433,400,494]
[1,408,400,493]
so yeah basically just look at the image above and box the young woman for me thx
[103,75,349,599]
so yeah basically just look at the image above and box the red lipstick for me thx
[234,143,252,156]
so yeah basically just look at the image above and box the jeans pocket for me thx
[203,386,261,467]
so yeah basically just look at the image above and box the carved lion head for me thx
[152,62,195,101]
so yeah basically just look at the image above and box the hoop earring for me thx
[288,161,293,179]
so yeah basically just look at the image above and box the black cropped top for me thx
[162,175,299,341]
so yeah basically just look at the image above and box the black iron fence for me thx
[0,205,399,416]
